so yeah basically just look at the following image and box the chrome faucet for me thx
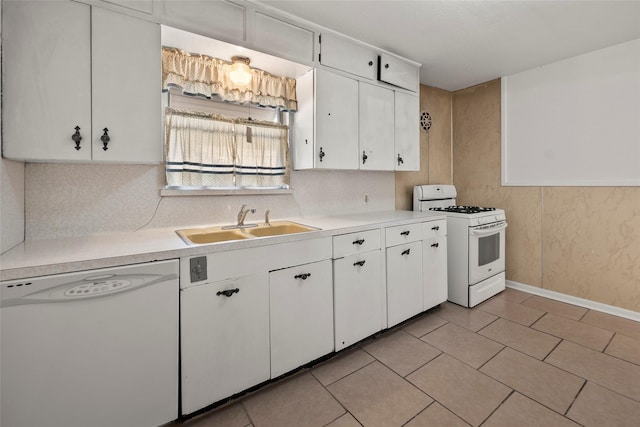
[236,204,256,227]
[264,210,271,226]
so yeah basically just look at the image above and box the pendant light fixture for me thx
[229,56,252,86]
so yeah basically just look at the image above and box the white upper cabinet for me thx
[98,0,153,14]
[253,12,314,64]
[394,92,420,171]
[378,53,420,92]
[319,32,377,80]
[157,0,246,43]
[359,82,395,171]
[292,69,359,170]
[91,7,162,163]
[3,1,92,162]
[3,1,162,164]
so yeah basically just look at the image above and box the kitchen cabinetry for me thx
[378,53,420,92]
[253,12,314,64]
[157,0,245,44]
[270,260,334,377]
[2,1,162,163]
[180,272,270,414]
[319,32,377,80]
[292,68,359,169]
[386,223,424,327]
[422,220,448,310]
[179,237,332,412]
[333,229,385,351]
[293,68,419,171]
[359,82,395,170]
[395,92,420,171]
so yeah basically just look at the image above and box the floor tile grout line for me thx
[478,346,586,418]
[399,400,437,427]
[602,331,616,354]
[563,379,588,417]
[311,353,377,388]
[477,389,515,427]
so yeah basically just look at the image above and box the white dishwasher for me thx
[0,259,179,427]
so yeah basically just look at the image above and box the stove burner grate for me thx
[429,206,496,214]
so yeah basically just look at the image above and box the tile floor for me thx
[171,288,640,427]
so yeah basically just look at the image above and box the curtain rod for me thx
[165,107,289,130]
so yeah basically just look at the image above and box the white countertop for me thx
[0,210,445,281]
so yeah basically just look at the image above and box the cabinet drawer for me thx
[422,219,447,239]
[385,223,422,247]
[333,229,381,258]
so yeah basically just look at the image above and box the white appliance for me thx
[414,185,507,307]
[1,260,179,427]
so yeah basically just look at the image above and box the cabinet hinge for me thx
[319,34,321,44]
[319,53,321,62]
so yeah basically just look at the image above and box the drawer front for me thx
[385,222,422,247]
[422,219,447,239]
[333,229,381,258]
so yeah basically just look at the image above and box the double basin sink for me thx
[177,221,319,245]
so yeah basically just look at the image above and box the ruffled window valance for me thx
[162,47,297,111]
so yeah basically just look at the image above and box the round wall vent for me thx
[420,110,432,132]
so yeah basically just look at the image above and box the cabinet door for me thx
[334,250,384,351]
[387,241,423,327]
[291,69,315,170]
[181,273,270,414]
[157,0,245,43]
[2,1,91,161]
[320,32,377,80]
[254,12,314,63]
[395,92,420,171]
[270,260,334,378]
[315,70,359,169]
[92,7,162,163]
[378,53,420,92]
[359,82,395,171]
[423,236,448,310]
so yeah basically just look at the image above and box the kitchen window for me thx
[161,47,297,194]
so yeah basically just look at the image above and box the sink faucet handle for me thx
[265,210,271,226]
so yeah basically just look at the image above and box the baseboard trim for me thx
[506,280,640,323]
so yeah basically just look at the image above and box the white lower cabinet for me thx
[334,250,384,351]
[423,219,448,310]
[180,273,270,414]
[386,240,423,327]
[269,260,334,378]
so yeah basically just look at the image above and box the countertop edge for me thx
[0,211,446,281]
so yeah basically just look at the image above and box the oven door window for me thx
[478,233,500,266]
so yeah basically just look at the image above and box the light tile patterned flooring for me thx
[173,288,640,427]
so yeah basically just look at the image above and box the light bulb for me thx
[229,56,252,86]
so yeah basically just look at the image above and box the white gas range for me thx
[414,185,508,307]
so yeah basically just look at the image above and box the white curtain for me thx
[162,47,298,111]
[165,108,288,188]
[235,124,288,187]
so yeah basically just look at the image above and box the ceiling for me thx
[259,0,640,91]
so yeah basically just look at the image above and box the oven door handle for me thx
[470,222,508,236]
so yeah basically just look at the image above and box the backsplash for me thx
[24,163,395,240]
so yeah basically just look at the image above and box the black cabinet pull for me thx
[319,147,325,162]
[294,273,311,280]
[72,126,82,150]
[385,63,390,69]
[368,61,373,66]
[400,230,410,236]
[353,260,366,267]
[362,151,368,164]
[431,243,439,248]
[431,226,440,231]
[216,288,239,297]
[101,128,110,151]
[397,154,404,165]
[352,239,365,245]
[401,248,411,256]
